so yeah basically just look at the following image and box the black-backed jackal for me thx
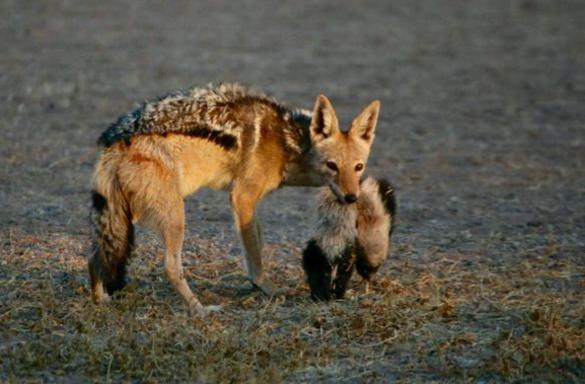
[303,177,395,301]
[89,83,381,314]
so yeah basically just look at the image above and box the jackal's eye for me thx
[355,163,364,171]
[326,161,338,172]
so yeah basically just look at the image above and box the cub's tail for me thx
[375,178,396,236]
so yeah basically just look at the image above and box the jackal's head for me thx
[308,95,380,204]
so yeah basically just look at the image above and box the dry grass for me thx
[1,229,583,383]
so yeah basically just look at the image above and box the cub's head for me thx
[308,95,381,204]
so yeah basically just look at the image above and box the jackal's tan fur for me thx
[89,83,380,314]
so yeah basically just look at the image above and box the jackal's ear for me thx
[350,100,380,145]
[310,95,340,143]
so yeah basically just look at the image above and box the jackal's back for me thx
[98,83,310,155]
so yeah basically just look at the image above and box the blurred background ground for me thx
[0,0,584,382]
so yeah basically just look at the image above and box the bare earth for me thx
[1,1,584,382]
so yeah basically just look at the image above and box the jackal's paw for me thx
[92,293,111,304]
[187,296,222,316]
[194,305,223,317]
[253,278,276,297]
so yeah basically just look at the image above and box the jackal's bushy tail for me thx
[89,177,134,297]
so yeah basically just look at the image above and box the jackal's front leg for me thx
[231,189,275,296]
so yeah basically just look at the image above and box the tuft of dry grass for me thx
[1,230,583,383]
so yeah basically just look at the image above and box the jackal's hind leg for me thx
[155,200,220,315]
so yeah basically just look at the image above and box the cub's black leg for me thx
[355,241,380,281]
[302,240,332,301]
[332,246,355,299]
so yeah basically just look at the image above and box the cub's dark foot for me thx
[303,239,332,301]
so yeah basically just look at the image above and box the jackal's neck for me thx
[282,143,325,187]
[286,109,312,154]
[281,109,323,187]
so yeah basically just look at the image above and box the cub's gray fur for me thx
[303,176,395,300]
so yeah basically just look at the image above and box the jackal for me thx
[89,83,381,314]
[302,176,395,301]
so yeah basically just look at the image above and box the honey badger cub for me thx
[303,176,395,301]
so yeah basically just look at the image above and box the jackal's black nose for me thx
[344,194,358,204]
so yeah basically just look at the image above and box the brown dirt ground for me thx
[1,1,584,382]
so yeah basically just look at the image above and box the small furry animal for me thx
[303,176,395,300]
[89,83,382,315]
